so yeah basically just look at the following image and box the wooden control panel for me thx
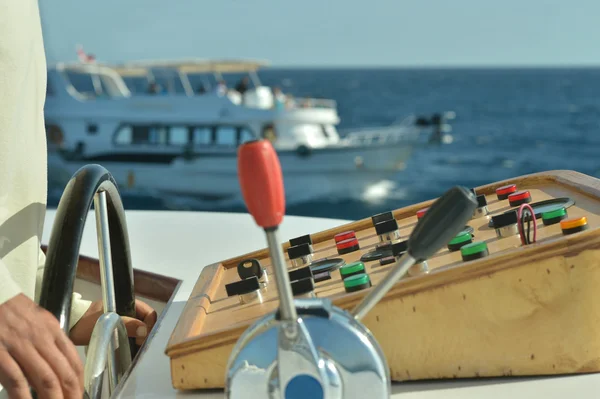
[166,170,600,390]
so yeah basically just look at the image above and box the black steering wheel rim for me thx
[39,164,138,359]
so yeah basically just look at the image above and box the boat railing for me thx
[342,129,420,146]
[341,115,422,146]
[39,164,138,398]
[287,97,337,110]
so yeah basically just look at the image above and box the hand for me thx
[0,293,83,399]
[69,299,157,347]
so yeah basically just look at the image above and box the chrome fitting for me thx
[259,269,269,288]
[379,230,401,243]
[472,206,489,219]
[496,224,519,238]
[291,254,312,269]
[239,289,264,305]
[408,260,429,277]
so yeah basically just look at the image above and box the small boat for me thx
[44,58,450,205]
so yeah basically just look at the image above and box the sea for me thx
[47,67,600,221]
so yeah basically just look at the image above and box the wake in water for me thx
[361,180,407,205]
[153,178,408,212]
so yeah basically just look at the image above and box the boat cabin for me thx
[111,58,338,113]
[45,61,343,157]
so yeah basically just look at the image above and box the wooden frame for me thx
[41,245,179,303]
[166,170,600,389]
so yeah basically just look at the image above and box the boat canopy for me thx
[112,59,270,77]
[108,58,269,97]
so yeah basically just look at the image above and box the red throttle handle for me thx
[237,140,285,229]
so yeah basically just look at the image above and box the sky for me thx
[39,0,600,68]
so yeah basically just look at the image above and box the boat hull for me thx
[47,142,413,205]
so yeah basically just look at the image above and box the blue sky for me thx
[39,0,600,67]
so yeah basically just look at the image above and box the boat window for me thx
[169,126,189,146]
[65,70,111,97]
[131,126,150,144]
[192,127,212,145]
[154,76,186,94]
[114,124,170,145]
[215,126,237,146]
[122,77,149,94]
[146,126,168,145]
[238,128,255,145]
[65,71,95,95]
[87,124,98,135]
[114,125,133,145]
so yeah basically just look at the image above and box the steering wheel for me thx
[38,164,138,395]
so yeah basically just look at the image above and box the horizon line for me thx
[44,54,600,70]
[264,63,600,70]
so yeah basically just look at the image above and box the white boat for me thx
[44,59,449,206]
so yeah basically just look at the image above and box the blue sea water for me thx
[48,67,600,221]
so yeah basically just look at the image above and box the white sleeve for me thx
[0,260,23,306]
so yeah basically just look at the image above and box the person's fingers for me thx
[54,333,84,389]
[143,308,158,332]
[121,316,148,346]
[9,344,62,399]
[0,294,83,399]
[121,316,147,338]
[0,349,32,399]
[37,341,83,399]
[135,300,157,335]
[44,310,84,389]
[135,300,154,320]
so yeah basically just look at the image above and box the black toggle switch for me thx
[287,243,312,259]
[476,194,487,207]
[289,266,313,282]
[225,277,260,297]
[391,240,408,257]
[313,270,331,283]
[375,219,399,236]
[291,277,315,296]
[289,234,312,247]
[492,210,518,228]
[237,258,264,280]
[379,256,396,266]
[371,211,394,226]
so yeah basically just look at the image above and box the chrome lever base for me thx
[225,298,390,399]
